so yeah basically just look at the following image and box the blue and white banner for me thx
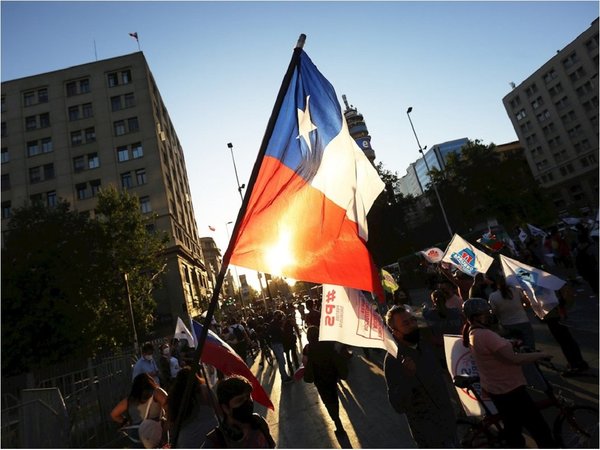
[441,234,494,277]
[500,255,564,319]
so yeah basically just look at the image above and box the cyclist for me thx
[462,297,557,448]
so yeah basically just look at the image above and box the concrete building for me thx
[503,18,599,214]
[1,52,210,326]
[342,95,376,163]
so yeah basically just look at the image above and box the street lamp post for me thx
[124,273,140,355]
[406,107,453,239]
[226,143,245,202]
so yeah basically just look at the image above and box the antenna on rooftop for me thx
[342,94,350,109]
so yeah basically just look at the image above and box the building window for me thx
[548,83,564,97]
[85,127,96,142]
[536,159,548,171]
[562,52,579,70]
[543,69,558,84]
[585,34,599,52]
[88,152,100,169]
[124,92,135,108]
[542,123,556,136]
[525,83,538,97]
[536,110,551,123]
[132,142,143,159]
[111,95,122,111]
[515,109,527,121]
[113,117,139,136]
[66,78,90,96]
[26,116,37,130]
[1,174,10,191]
[553,149,568,163]
[576,81,594,97]
[90,179,101,196]
[27,140,40,157]
[24,91,36,106]
[41,137,53,153]
[121,172,132,189]
[567,125,583,139]
[82,103,93,118]
[548,136,563,148]
[136,168,146,185]
[117,145,129,162]
[71,131,83,146]
[139,196,151,213]
[128,117,139,132]
[0,96,4,113]
[76,182,88,200]
[561,110,577,125]
[531,96,544,109]
[114,120,126,136]
[68,105,80,121]
[46,191,57,207]
[43,163,55,180]
[569,67,586,83]
[39,113,50,128]
[107,69,132,87]
[29,166,42,183]
[1,147,8,164]
[38,88,48,103]
[559,164,575,176]
[1,201,11,219]
[73,155,85,172]
[509,96,521,109]
[531,146,544,157]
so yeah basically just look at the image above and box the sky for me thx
[2,0,598,289]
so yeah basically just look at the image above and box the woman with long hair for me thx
[168,367,220,447]
[488,275,536,350]
[110,373,168,447]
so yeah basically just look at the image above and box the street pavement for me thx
[249,278,598,449]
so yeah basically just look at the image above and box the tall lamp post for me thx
[406,107,453,239]
[226,143,245,202]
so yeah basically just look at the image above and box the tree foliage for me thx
[366,140,556,268]
[1,187,168,375]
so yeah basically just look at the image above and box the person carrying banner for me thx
[384,305,458,448]
[488,275,536,350]
[462,298,556,448]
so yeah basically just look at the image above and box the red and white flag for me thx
[129,32,138,41]
[208,225,216,232]
[318,284,397,357]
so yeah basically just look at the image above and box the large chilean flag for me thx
[229,47,385,297]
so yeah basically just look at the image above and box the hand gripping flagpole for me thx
[170,34,306,448]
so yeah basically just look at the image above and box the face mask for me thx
[402,328,420,345]
[143,354,153,361]
[231,399,254,423]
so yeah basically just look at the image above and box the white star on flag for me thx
[297,95,317,153]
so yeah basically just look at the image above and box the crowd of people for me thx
[109,221,597,448]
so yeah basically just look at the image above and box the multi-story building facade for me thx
[1,52,209,327]
[503,18,599,214]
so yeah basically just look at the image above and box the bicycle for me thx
[454,360,598,448]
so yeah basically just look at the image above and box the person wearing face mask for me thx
[132,342,161,386]
[462,298,556,448]
[384,305,458,448]
[202,375,275,448]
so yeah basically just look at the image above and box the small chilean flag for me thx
[208,225,216,232]
[228,49,385,298]
[129,32,138,41]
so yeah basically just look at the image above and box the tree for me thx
[1,187,168,375]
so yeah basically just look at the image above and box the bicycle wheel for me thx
[554,405,599,448]
[456,417,502,448]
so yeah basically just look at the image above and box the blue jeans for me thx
[271,342,289,379]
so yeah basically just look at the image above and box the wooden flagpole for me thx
[170,34,306,448]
